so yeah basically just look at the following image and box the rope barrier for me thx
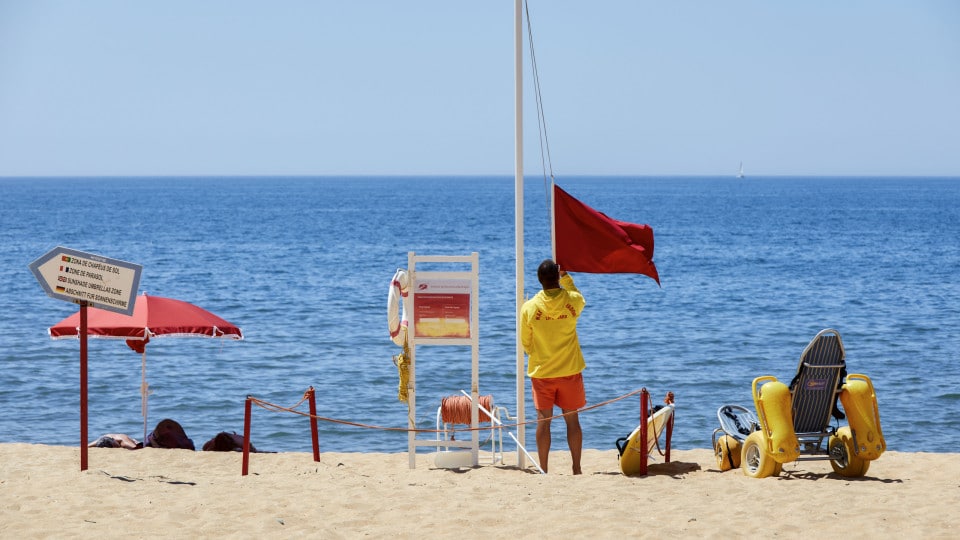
[247,387,646,435]
[241,386,673,476]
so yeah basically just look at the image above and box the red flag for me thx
[553,184,660,285]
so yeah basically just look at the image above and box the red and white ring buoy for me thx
[388,268,410,346]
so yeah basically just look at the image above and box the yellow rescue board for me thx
[619,404,674,476]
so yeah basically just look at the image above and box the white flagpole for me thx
[550,179,556,259]
[514,0,526,470]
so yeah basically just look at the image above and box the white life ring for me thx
[388,268,410,346]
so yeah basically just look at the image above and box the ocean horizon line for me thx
[2,173,959,181]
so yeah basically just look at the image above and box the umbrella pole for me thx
[141,351,148,445]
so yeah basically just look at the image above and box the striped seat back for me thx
[790,331,845,434]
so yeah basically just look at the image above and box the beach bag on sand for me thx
[146,419,195,450]
[202,431,256,452]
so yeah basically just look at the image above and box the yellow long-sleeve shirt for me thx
[520,274,586,378]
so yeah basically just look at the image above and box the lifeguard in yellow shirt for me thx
[520,258,586,475]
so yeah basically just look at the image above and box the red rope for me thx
[440,395,494,424]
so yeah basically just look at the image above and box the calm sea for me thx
[1,176,958,455]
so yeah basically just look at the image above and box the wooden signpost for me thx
[30,246,142,470]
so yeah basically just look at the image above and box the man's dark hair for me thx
[537,259,560,286]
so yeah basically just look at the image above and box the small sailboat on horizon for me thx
[737,161,745,178]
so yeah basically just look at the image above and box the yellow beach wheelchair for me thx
[720,329,885,478]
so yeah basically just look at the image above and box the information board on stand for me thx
[404,252,480,469]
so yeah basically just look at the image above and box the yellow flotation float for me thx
[752,376,800,464]
[839,374,885,459]
[828,373,885,477]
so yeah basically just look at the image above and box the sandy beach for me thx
[1,443,956,538]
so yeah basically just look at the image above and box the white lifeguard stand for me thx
[404,252,480,469]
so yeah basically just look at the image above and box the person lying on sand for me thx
[202,431,257,452]
[145,419,195,450]
[88,433,141,449]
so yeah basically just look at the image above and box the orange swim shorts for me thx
[531,372,586,411]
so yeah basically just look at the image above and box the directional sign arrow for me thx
[29,246,142,316]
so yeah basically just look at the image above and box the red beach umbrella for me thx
[49,293,243,443]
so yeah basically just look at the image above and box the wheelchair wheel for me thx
[741,431,778,478]
[829,426,870,477]
[715,434,741,471]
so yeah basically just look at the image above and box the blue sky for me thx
[1,0,958,177]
